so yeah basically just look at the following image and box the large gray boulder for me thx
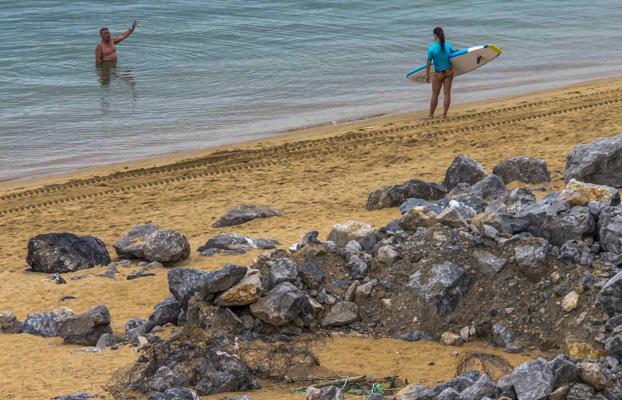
[502,358,554,400]
[492,156,550,184]
[367,179,446,210]
[268,257,298,288]
[470,174,508,201]
[565,134,622,187]
[408,261,471,314]
[599,271,622,317]
[327,220,374,247]
[598,206,622,255]
[550,354,579,388]
[321,301,359,328]
[26,232,110,273]
[458,374,496,400]
[443,154,486,191]
[168,265,247,309]
[114,224,190,264]
[56,305,112,345]
[249,281,310,327]
[541,206,595,246]
[21,307,75,337]
[212,204,284,227]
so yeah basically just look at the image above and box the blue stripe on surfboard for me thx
[405,46,471,77]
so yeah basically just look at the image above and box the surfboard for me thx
[406,44,502,84]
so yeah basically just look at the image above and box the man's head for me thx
[100,27,111,42]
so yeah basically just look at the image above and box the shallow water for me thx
[1,0,622,180]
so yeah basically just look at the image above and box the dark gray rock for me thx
[212,204,284,227]
[26,233,110,273]
[127,269,156,280]
[514,238,550,282]
[505,358,554,400]
[399,331,433,342]
[21,308,75,337]
[365,394,388,400]
[113,224,190,264]
[542,206,595,246]
[566,383,597,400]
[605,335,622,360]
[560,240,592,265]
[470,174,508,200]
[347,255,369,279]
[197,233,278,256]
[145,296,180,332]
[443,154,486,191]
[52,393,98,400]
[408,261,471,314]
[400,198,443,215]
[321,301,358,327]
[564,133,622,186]
[168,265,247,309]
[367,179,446,211]
[394,384,434,400]
[458,374,496,400]
[493,156,550,184]
[317,386,345,400]
[598,206,622,255]
[551,355,580,388]
[493,323,514,348]
[0,311,22,334]
[435,388,459,400]
[600,271,622,317]
[56,305,112,345]
[473,250,507,274]
[48,273,67,284]
[96,332,123,349]
[148,387,199,400]
[298,262,325,289]
[269,257,298,288]
[249,282,310,327]
[504,188,537,212]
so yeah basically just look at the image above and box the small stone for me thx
[562,291,579,312]
[578,361,607,391]
[377,245,399,265]
[440,331,464,346]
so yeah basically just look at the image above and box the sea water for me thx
[1,0,622,180]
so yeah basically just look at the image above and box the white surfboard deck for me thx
[406,44,502,84]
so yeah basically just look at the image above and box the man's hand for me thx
[131,20,138,31]
[114,20,138,44]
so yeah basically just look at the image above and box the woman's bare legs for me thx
[442,69,454,118]
[429,73,444,118]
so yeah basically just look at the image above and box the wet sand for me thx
[1,77,622,399]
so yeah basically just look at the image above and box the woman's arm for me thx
[425,60,432,83]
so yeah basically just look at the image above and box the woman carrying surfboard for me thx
[426,27,455,119]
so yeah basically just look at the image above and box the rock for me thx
[514,238,550,282]
[197,233,279,256]
[347,255,369,279]
[321,301,358,328]
[458,374,496,400]
[365,395,388,400]
[408,261,471,314]
[26,232,110,273]
[399,331,432,342]
[470,174,508,200]
[443,154,486,191]
[21,307,75,337]
[52,393,98,400]
[560,240,592,265]
[473,250,507,274]
[549,386,571,400]
[605,335,622,359]
[355,281,374,303]
[96,332,123,349]
[306,386,321,400]
[298,262,325,289]
[327,221,374,247]
[560,179,620,207]
[250,282,310,327]
[48,273,67,284]
[542,206,595,247]
[440,331,464,346]
[492,156,550,184]
[269,257,299,288]
[367,179,446,211]
[168,265,247,309]
[598,206,622,255]
[564,133,622,186]
[213,204,284,227]
[578,362,607,391]
[399,206,439,230]
[551,355,579,388]
[185,298,243,336]
[127,269,156,280]
[345,240,363,254]
[562,291,579,312]
[124,332,259,396]
[113,224,190,264]
[493,323,514,348]
[56,305,112,345]
[394,384,435,400]
[566,384,597,400]
[0,311,22,334]
[505,358,554,400]
[214,269,262,306]
[599,271,622,317]
[436,207,468,228]
[315,386,345,400]
[400,198,443,215]
[145,296,181,331]
[377,245,399,265]
[435,388,459,400]
[148,387,199,400]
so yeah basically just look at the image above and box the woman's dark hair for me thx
[433,26,445,51]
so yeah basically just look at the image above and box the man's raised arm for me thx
[114,20,137,44]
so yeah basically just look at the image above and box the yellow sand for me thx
[1,77,622,399]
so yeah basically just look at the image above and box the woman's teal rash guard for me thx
[427,41,455,72]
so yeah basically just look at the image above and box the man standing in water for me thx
[95,20,138,62]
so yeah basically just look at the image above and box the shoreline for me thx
[2,75,621,193]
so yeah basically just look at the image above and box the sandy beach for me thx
[2,77,622,399]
